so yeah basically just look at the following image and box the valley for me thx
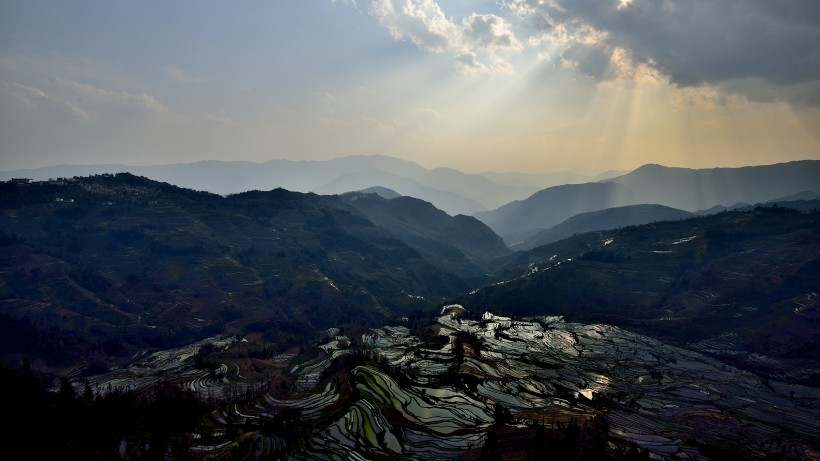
[41,309,820,459]
[1,166,819,459]
[462,206,820,386]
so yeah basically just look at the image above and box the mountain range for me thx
[511,204,693,251]
[3,165,820,459]
[4,157,817,234]
[3,170,818,384]
[0,155,557,215]
[608,162,820,212]
[476,160,820,243]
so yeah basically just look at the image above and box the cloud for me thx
[669,85,726,111]
[0,51,137,90]
[200,110,234,125]
[454,52,488,75]
[368,0,520,74]
[2,81,89,121]
[3,78,172,126]
[331,0,359,9]
[163,66,206,83]
[503,0,820,104]
[53,78,170,116]
[462,13,522,52]
[370,0,460,53]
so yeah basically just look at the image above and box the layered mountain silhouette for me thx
[606,161,820,211]
[7,158,815,229]
[1,155,545,215]
[314,168,487,215]
[478,168,625,189]
[355,186,401,199]
[474,182,639,244]
[341,192,510,280]
[0,155,622,216]
[475,160,820,243]
[512,204,693,251]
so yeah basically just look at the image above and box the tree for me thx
[58,377,75,401]
[479,427,500,461]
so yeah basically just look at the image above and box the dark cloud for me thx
[560,43,612,81]
[511,0,820,103]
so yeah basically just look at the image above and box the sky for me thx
[1,0,819,174]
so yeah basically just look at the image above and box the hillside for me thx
[460,206,820,385]
[474,182,638,243]
[342,192,510,279]
[513,204,693,251]
[481,168,626,189]
[314,168,488,215]
[0,174,487,372]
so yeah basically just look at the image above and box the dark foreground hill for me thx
[460,206,820,385]
[0,174,497,373]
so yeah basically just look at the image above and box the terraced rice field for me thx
[84,308,820,459]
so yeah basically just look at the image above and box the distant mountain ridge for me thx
[6,157,818,242]
[356,186,401,199]
[512,204,693,251]
[0,155,619,217]
[478,168,626,189]
[341,192,510,279]
[0,155,542,216]
[474,181,638,243]
[313,168,488,215]
[606,161,820,211]
[476,160,820,242]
